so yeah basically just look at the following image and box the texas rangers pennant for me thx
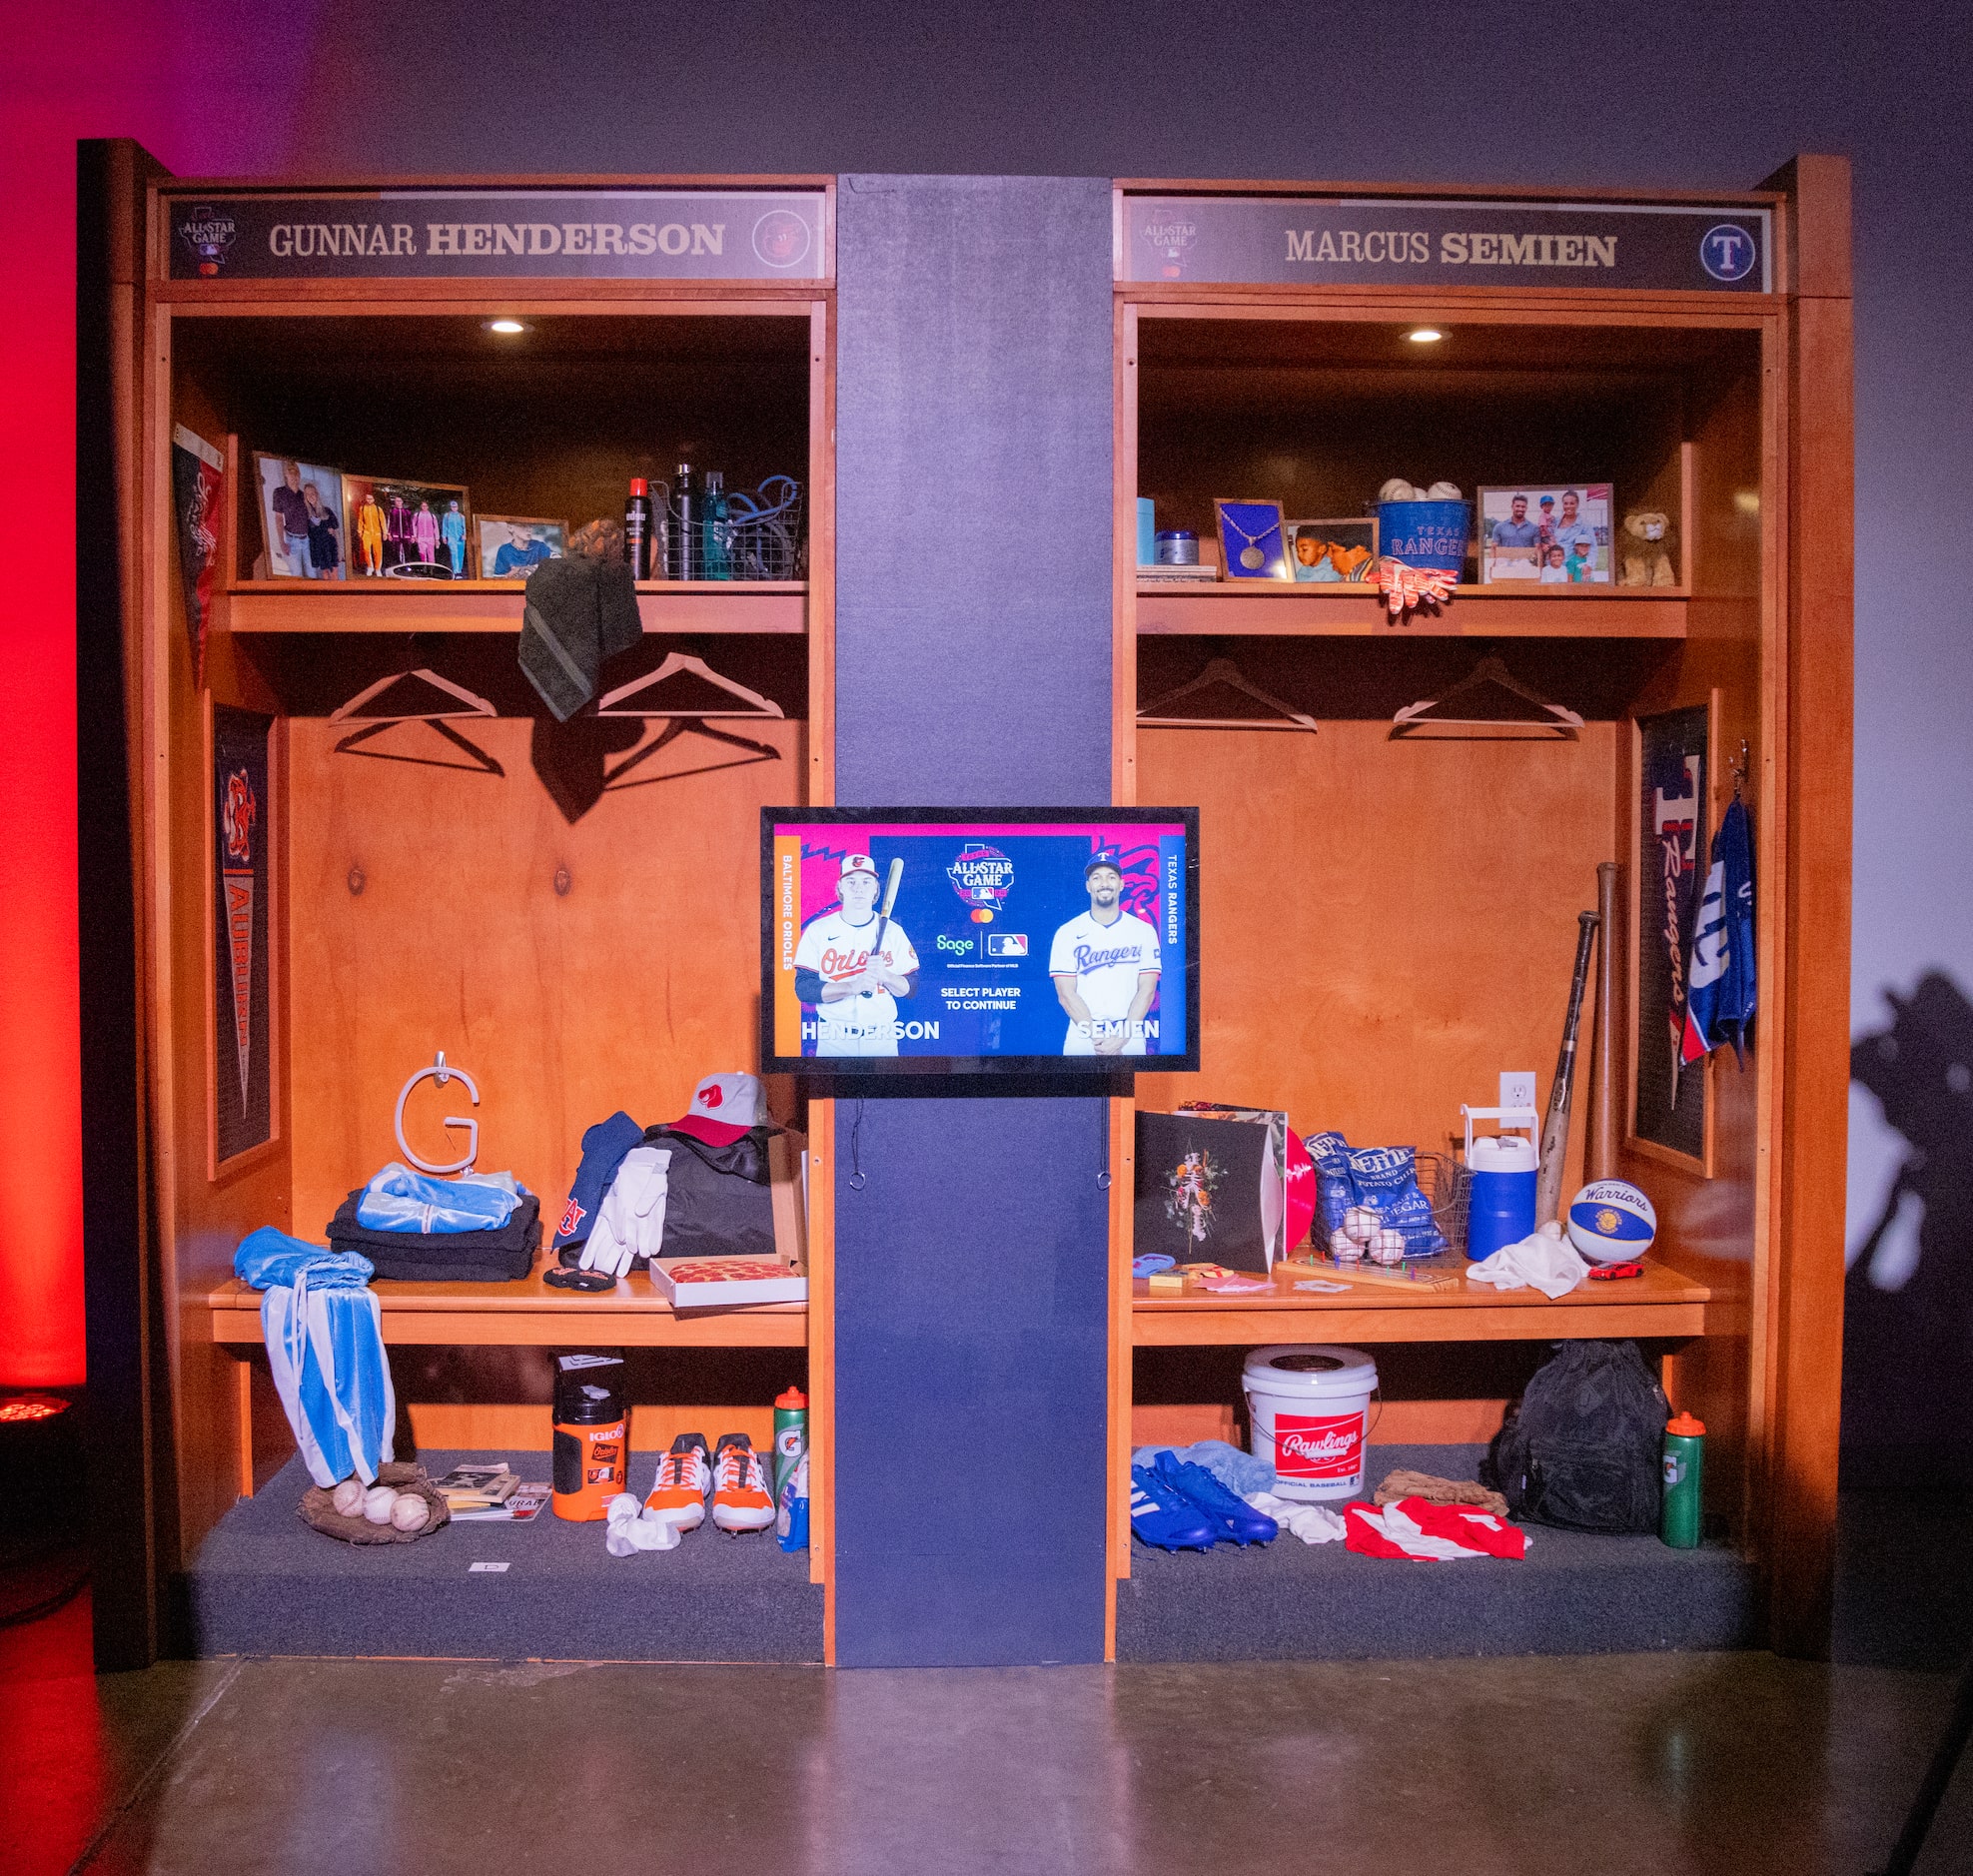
[212,707,273,1162]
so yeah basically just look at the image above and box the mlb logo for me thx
[986,933,1028,958]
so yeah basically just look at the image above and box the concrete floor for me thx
[5,1497,1971,1876]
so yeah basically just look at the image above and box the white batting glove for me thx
[578,1147,670,1278]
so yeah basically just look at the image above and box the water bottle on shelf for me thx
[1661,1410,1705,1547]
[668,462,699,579]
[1461,1084,1538,1260]
[703,470,733,579]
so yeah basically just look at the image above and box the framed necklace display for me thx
[1214,497,1290,580]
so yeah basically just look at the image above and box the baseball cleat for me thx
[1129,1466,1217,1552]
[642,1432,712,1534]
[710,1433,776,1533]
[1154,1452,1278,1546]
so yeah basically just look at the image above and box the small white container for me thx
[1244,1345,1379,1501]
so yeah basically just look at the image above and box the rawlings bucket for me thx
[1244,1345,1379,1501]
[1376,498,1471,576]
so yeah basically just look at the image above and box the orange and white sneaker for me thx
[710,1432,775,1533]
[642,1432,711,1535]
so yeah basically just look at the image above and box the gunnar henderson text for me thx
[265,221,732,260]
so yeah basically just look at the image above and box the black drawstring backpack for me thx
[1484,1340,1668,1532]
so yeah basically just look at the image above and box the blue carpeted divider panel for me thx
[831,175,1115,1666]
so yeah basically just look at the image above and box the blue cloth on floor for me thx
[355,1163,521,1233]
[234,1228,396,1488]
[1131,1438,1275,1495]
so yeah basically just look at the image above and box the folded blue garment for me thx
[235,1226,374,1291]
[355,1163,521,1234]
[1131,1438,1275,1496]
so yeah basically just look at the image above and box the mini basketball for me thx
[1565,1180,1657,1264]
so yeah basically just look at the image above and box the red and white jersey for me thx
[1344,1497,1528,1561]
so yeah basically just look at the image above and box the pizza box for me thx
[650,1256,807,1311]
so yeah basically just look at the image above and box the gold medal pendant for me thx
[1241,545,1263,569]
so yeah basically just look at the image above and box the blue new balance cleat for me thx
[1154,1452,1279,1546]
[1130,1465,1218,1552]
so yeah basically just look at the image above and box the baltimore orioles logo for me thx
[223,769,257,862]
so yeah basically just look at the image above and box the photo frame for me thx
[1627,694,1716,1175]
[475,514,567,579]
[342,472,473,580]
[253,451,347,580]
[1284,517,1378,583]
[1214,498,1290,581]
[1479,482,1614,585]
[207,700,281,1174]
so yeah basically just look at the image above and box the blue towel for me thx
[355,1162,521,1233]
[235,1228,395,1487]
[1131,1438,1275,1496]
[552,1111,646,1252]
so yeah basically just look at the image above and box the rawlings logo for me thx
[946,843,1013,909]
[222,769,256,861]
[1274,1410,1366,1479]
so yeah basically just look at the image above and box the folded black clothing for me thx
[326,1190,541,1283]
[517,554,642,721]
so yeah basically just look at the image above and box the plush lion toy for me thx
[1619,510,1677,587]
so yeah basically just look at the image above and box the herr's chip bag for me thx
[1306,1134,1449,1259]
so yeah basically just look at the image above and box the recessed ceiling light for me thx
[1406,327,1445,345]
[487,319,526,335]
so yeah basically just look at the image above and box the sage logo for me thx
[1699,224,1758,283]
[936,933,974,956]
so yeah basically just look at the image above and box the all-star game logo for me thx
[221,767,258,1103]
[946,843,1014,925]
[177,203,239,278]
[1142,211,1198,279]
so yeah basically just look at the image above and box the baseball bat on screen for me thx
[1536,910,1600,1224]
[1587,861,1621,1182]
[869,858,904,961]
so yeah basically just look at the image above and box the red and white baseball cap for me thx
[670,1072,766,1146]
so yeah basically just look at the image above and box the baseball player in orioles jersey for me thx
[1050,850,1161,1055]
[792,854,921,1056]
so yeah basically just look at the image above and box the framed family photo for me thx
[1479,482,1614,585]
[1285,517,1378,583]
[343,472,474,579]
[476,514,567,579]
[253,452,346,580]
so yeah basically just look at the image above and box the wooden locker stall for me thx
[96,151,838,1659]
[1107,161,1851,1657]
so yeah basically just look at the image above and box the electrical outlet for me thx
[1499,1072,1537,1112]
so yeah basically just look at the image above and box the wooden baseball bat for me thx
[1587,861,1621,1181]
[1536,910,1599,1224]
[868,858,904,971]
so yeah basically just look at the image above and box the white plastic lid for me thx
[1470,1134,1537,1172]
[1242,1344,1378,1398]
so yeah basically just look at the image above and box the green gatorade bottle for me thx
[1661,1410,1705,1548]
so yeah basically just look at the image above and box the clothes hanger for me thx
[595,650,785,720]
[329,665,495,725]
[1137,656,1320,734]
[602,717,782,791]
[1390,654,1583,740]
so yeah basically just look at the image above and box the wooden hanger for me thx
[1137,656,1319,734]
[329,665,495,724]
[1391,655,1583,740]
[596,651,785,720]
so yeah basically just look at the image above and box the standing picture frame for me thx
[1479,482,1614,585]
[475,514,567,578]
[1214,498,1290,581]
[1627,694,1716,1174]
[343,471,474,579]
[252,451,347,580]
[1284,517,1378,583]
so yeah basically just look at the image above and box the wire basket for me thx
[1307,1145,1468,1260]
[662,474,805,580]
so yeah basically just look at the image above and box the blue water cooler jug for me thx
[1462,1104,1538,1260]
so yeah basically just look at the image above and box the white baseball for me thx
[1328,1228,1364,1262]
[363,1485,399,1524]
[390,1492,430,1532]
[331,1477,366,1517]
[1379,477,1419,503]
[1425,480,1464,499]
[1369,1227,1408,1265]
[1343,1205,1380,1245]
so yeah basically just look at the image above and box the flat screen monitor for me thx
[761,806,1200,1076]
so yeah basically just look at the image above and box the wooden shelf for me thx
[1131,1258,1713,1346]
[208,1263,807,1350]
[1136,581,1688,638]
[219,578,807,635]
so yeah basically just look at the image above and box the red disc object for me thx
[971,908,992,923]
[1285,1128,1317,1250]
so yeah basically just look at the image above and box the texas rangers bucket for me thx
[1244,1345,1379,1501]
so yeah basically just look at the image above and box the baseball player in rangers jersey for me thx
[1050,850,1161,1055]
[792,854,920,1056]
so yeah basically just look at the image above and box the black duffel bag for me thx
[1484,1339,1668,1532]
